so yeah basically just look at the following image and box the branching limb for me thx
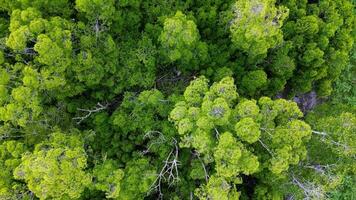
[291,175,326,200]
[193,150,209,183]
[148,139,180,199]
[258,139,275,157]
[311,130,351,151]
[73,102,108,124]
[141,131,167,155]
[303,164,336,175]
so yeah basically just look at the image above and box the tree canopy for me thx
[0,0,354,199]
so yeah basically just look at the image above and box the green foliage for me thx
[281,0,355,96]
[241,70,268,96]
[331,46,356,105]
[159,11,208,70]
[118,158,156,200]
[0,0,354,199]
[13,131,91,199]
[75,0,117,23]
[92,159,124,199]
[228,0,288,62]
[170,77,313,198]
[235,117,261,144]
[329,175,356,200]
[0,141,29,199]
[195,175,241,200]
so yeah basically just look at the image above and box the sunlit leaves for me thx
[228,0,288,62]
[235,117,261,144]
[159,11,208,70]
[92,160,124,199]
[13,131,91,200]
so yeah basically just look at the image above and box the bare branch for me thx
[311,130,328,136]
[193,150,209,183]
[148,139,180,199]
[312,130,351,151]
[214,127,220,139]
[258,139,275,157]
[291,175,326,200]
[73,102,108,124]
[260,127,274,137]
[142,131,167,155]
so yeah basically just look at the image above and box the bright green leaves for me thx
[159,11,208,70]
[22,66,40,88]
[118,158,156,200]
[6,26,30,51]
[183,76,209,106]
[177,117,194,136]
[0,141,28,199]
[6,8,42,50]
[170,102,189,123]
[203,98,231,126]
[75,0,117,23]
[170,76,313,195]
[13,131,91,200]
[0,68,10,86]
[170,76,238,155]
[205,76,238,105]
[0,1,353,199]
[0,85,42,127]
[272,98,303,124]
[235,117,261,144]
[295,16,319,35]
[214,132,259,178]
[195,175,241,200]
[0,85,8,106]
[92,160,124,199]
[228,0,288,62]
[234,99,260,119]
[270,120,311,174]
[241,70,268,96]
[34,34,70,69]
[187,128,215,155]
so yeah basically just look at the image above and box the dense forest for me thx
[0,0,355,199]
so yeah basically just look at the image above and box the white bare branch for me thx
[141,131,167,155]
[214,127,220,139]
[311,130,328,136]
[303,164,336,176]
[258,139,275,157]
[193,150,209,183]
[291,175,326,200]
[148,139,180,199]
[73,102,108,124]
[311,130,351,151]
